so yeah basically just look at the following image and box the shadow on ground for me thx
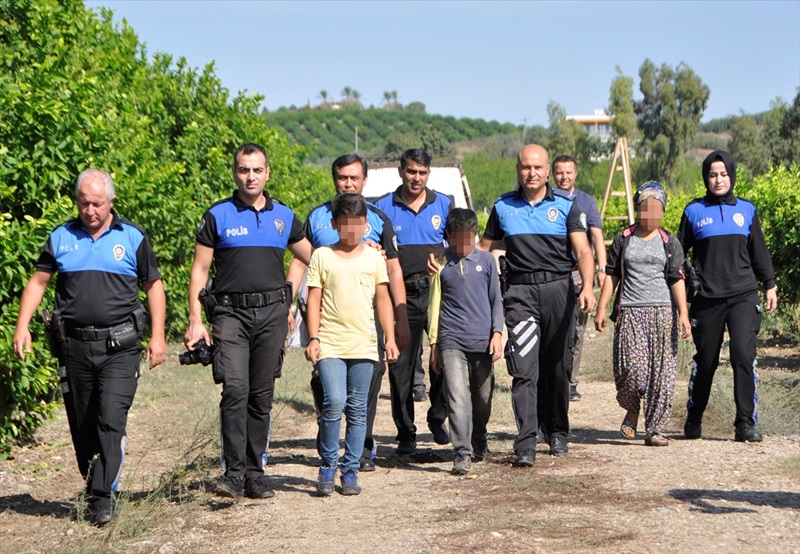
[669,488,800,513]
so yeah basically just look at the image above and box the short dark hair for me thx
[331,153,368,179]
[400,148,432,170]
[446,208,478,234]
[552,154,577,170]
[331,193,367,219]
[233,143,268,170]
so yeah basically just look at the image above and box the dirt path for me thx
[1,334,799,553]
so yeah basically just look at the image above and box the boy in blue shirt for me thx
[428,208,504,474]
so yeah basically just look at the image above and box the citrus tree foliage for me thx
[0,0,328,456]
[738,165,800,304]
[634,60,709,186]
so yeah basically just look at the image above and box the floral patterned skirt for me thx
[613,305,679,436]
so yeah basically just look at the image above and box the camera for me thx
[179,338,213,366]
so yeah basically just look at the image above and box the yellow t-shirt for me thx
[305,246,389,361]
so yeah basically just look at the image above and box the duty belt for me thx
[65,326,113,341]
[404,273,430,293]
[215,288,287,308]
[507,271,569,285]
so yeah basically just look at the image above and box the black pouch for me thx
[504,340,520,377]
[108,320,141,351]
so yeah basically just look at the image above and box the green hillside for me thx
[263,107,520,164]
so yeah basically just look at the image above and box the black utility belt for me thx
[404,274,430,293]
[66,321,141,350]
[215,288,287,308]
[508,271,569,285]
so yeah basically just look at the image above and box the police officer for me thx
[374,148,452,454]
[552,154,607,401]
[286,153,410,470]
[480,144,595,466]
[184,143,312,499]
[678,150,777,442]
[13,169,167,524]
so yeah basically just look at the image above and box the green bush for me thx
[0,0,328,455]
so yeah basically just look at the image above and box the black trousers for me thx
[211,302,287,480]
[504,279,575,453]
[388,285,447,443]
[60,337,141,498]
[687,291,762,427]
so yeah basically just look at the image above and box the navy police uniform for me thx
[37,211,159,501]
[483,187,585,453]
[304,200,398,461]
[678,177,775,429]
[374,186,452,444]
[196,190,303,481]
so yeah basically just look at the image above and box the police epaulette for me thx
[552,188,573,200]
[495,190,518,203]
[118,217,147,236]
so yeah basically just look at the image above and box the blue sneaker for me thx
[340,470,361,496]
[316,465,336,496]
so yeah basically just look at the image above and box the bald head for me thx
[517,144,549,165]
[516,144,550,200]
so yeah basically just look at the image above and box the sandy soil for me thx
[1,334,799,553]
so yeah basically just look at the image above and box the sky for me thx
[84,0,800,127]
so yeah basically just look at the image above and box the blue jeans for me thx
[440,349,494,456]
[317,358,374,472]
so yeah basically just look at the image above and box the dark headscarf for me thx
[702,150,736,204]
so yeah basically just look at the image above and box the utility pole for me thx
[355,126,359,153]
[522,118,528,143]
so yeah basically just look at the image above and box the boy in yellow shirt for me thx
[305,193,399,495]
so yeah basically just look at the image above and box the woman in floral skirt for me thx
[594,181,691,446]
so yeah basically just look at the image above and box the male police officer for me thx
[13,169,167,524]
[286,153,410,470]
[184,143,312,499]
[480,144,595,465]
[552,155,607,401]
[374,148,452,454]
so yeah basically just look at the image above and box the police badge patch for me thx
[431,215,442,231]
[364,223,372,237]
[579,213,588,230]
[548,208,558,222]
[393,236,398,251]
[113,244,125,261]
[733,213,745,227]
[274,218,286,236]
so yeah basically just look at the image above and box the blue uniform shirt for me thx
[483,187,586,275]
[374,186,452,277]
[303,201,398,259]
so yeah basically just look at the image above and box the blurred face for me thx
[517,145,550,197]
[234,151,270,200]
[77,176,114,234]
[447,229,477,258]
[399,160,430,198]
[553,161,578,193]
[332,214,367,247]
[637,197,665,230]
[333,162,367,195]
[707,161,731,197]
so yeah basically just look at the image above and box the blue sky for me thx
[84,0,800,126]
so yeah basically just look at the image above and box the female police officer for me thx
[678,150,777,442]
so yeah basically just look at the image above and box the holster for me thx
[42,308,65,358]
[199,277,217,321]
[499,255,509,297]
